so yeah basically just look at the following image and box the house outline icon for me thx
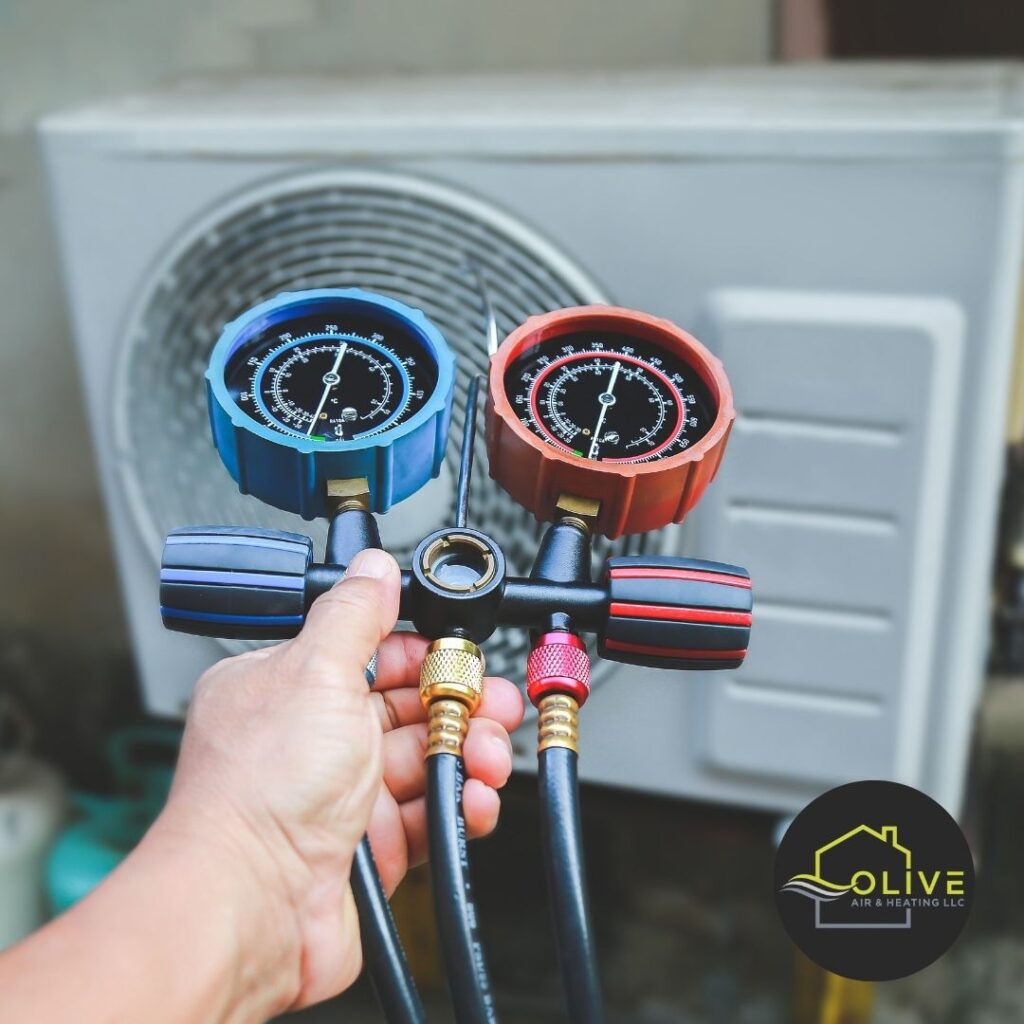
[814,824,913,930]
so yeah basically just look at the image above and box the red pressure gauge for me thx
[487,306,735,537]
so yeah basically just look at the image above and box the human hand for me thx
[154,548,523,1013]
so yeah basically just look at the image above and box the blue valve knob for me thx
[160,526,313,640]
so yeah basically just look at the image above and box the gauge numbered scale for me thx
[487,306,735,537]
[207,289,455,518]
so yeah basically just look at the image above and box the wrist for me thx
[139,799,305,1021]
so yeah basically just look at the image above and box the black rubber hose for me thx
[351,836,426,1024]
[427,753,498,1024]
[539,747,605,1024]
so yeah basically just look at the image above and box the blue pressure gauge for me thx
[207,289,455,518]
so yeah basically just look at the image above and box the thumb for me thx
[299,549,401,677]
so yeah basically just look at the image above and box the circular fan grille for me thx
[115,168,661,689]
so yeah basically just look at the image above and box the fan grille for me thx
[115,168,660,688]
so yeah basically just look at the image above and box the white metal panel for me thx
[697,291,964,787]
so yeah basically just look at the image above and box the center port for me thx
[422,533,497,593]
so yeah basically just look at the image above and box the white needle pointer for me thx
[306,342,348,437]
[587,359,620,459]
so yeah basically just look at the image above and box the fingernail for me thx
[344,549,393,580]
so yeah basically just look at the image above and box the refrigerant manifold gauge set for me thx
[160,287,754,1024]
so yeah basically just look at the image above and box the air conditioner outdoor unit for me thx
[40,64,1024,815]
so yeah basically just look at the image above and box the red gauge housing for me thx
[487,306,735,538]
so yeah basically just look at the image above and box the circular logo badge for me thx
[775,780,973,981]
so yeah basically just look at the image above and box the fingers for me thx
[364,789,410,895]
[298,549,400,677]
[382,718,514,803]
[462,720,515,790]
[476,677,526,734]
[372,633,430,690]
[462,777,502,839]
[398,779,502,868]
[366,765,505,894]
[369,674,525,734]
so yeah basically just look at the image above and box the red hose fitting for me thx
[527,631,591,708]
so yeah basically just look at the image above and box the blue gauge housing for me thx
[207,289,455,519]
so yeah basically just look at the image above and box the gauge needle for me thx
[587,360,621,459]
[307,342,348,437]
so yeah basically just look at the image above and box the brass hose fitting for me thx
[420,636,485,757]
[537,693,580,755]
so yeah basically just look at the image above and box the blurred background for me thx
[4,1,1024,1021]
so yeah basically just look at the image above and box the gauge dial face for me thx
[224,311,437,441]
[504,331,717,463]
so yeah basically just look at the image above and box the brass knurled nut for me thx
[420,637,485,758]
[538,693,580,755]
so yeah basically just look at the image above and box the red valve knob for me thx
[526,631,591,708]
[598,555,752,670]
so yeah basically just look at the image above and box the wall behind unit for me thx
[0,0,772,649]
